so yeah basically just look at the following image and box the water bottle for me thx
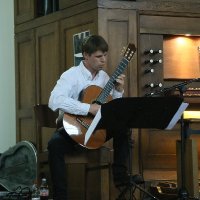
[31,183,40,200]
[39,178,49,200]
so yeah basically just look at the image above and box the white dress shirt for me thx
[49,61,123,116]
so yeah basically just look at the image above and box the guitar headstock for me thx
[123,43,136,61]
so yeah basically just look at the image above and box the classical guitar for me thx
[63,43,136,149]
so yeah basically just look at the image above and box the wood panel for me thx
[14,0,35,24]
[35,22,60,151]
[15,30,36,143]
[140,15,200,35]
[98,0,200,14]
[141,127,180,170]
[35,22,60,103]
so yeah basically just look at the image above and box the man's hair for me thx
[82,35,108,55]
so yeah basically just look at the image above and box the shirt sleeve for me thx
[112,89,124,99]
[48,71,90,116]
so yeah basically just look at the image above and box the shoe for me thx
[114,174,144,186]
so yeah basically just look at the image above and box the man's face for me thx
[83,50,107,73]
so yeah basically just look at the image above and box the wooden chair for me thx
[34,104,113,200]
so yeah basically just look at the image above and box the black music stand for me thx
[95,97,188,200]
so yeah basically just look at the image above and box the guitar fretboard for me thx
[96,57,129,104]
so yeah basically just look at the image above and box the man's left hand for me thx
[115,74,125,92]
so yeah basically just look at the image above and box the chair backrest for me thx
[34,104,58,128]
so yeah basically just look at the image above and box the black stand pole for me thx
[116,130,159,200]
[177,86,189,200]
[177,86,199,200]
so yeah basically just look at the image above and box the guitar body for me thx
[63,85,112,149]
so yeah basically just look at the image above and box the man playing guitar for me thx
[48,35,142,200]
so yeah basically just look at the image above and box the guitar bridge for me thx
[76,117,89,129]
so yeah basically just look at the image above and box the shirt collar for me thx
[79,61,99,81]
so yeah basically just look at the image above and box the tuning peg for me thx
[121,47,126,54]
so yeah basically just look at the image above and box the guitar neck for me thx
[96,57,129,104]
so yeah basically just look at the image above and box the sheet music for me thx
[84,108,101,145]
[166,102,189,130]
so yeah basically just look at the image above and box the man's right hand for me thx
[89,103,101,116]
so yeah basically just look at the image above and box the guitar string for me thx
[97,59,129,103]
[96,58,129,104]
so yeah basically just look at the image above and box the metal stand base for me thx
[116,181,159,200]
[116,130,159,200]
[178,187,199,200]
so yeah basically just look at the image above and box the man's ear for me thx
[83,52,89,60]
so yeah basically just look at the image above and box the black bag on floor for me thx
[0,141,37,199]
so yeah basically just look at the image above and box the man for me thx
[48,35,142,200]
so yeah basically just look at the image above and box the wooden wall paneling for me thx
[35,22,60,104]
[97,0,200,14]
[176,139,199,197]
[15,30,36,143]
[140,15,200,35]
[14,0,36,25]
[140,127,181,181]
[141,127,180,169]
[60,9,98,70]
[35,22,60,151]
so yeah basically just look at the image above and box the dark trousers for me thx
[48,127,130,200]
